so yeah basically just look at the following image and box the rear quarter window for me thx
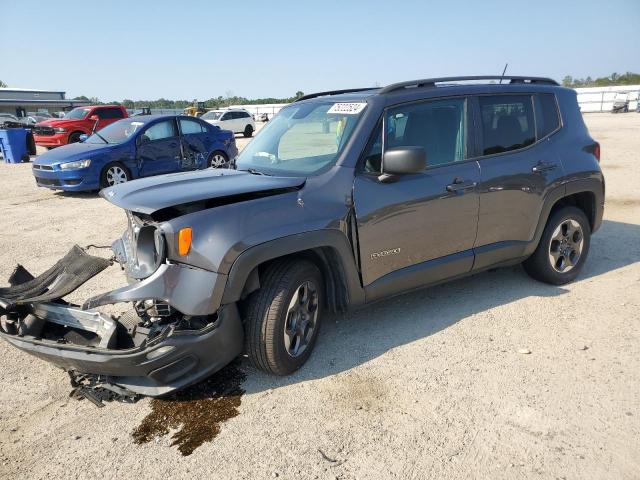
[534,93,560,138]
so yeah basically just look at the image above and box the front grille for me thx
[32,164,53,171]
[33,126,55,136]
[36,178,61,186]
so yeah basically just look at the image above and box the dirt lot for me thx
[0,115,638,480]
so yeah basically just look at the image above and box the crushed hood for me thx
[101,169,306,216]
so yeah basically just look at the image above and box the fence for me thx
[575,85,640,112]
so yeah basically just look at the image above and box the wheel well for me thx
[550,191,596,230]
[68,131,84,140]
[100,161,132,183]
[243,248,350,313]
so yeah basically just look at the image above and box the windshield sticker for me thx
[327,103,367,115]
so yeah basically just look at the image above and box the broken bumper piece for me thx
[0,246,244,397]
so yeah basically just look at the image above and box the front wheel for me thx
[243,125,254,138]
[244,260,324,375]
[100,162,131,188]
[523,206,591,285]
[68,132,84,144]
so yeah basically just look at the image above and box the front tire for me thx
[100,162,131,188]
[68,132,84,144]
[243,125,254,138]
[523,206,591,285]
[244,260,324,375]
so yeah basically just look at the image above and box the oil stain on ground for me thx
[132,361,246,456]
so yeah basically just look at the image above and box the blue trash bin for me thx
[0,128,29,163]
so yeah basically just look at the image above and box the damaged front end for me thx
[0,227,243,401]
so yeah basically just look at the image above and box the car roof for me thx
[121,114,194,124]
[296,76,565,105]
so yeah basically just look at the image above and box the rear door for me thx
[472,93,564,269]
[219,112,235,132]
[137,119,183,177]
[353,96,481,296]
[178,117,209,170]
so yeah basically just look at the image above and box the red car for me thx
[33,105,128,148]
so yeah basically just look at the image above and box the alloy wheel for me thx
[283,280,319,357]
[548,218,584,273]
[106,166,128,186]
[210,154,227,168]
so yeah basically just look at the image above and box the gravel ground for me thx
[0,115,638,480]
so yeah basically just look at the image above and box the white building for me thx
[229,103,288,120]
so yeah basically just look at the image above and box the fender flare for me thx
[220,229,365,308]
[524,177,604,257]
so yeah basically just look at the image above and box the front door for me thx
[137,119,182,177]
[353,97,480,299]
[472,93,565,269]
[93,107,125,131]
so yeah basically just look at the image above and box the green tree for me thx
[0,80,7,88]
[561,76,573,87]
[295,90,304,99]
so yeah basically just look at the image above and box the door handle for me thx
[532,162,557,173]
[446,179,477,192]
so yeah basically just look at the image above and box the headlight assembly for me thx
[53,127,67,133]
[60,159,92,170]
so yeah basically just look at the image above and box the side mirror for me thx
[137,134,150,145]
[79,134,89,142]
[89,115,99,122]
[380,146,426,180]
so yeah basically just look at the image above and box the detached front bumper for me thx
[1,303,243,397]
[0,245,243,397]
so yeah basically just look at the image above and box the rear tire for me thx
[244,259,323,375]
[243,125,254,138]
[208,150,228,168]
[523,206,591,285]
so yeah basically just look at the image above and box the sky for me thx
[1,0,639,101]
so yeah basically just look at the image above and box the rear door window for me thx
[479,95,535,155]
[179,118,205,135]
[534,93,560,138]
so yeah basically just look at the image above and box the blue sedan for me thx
[31,115,238,191]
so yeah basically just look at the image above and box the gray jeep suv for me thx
[0,76,604,399]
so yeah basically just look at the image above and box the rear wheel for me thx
[208,150,228,168]
[523,206,591,285]
[100,162,131,188]
[243,125,254,138]
[244,259,323,375]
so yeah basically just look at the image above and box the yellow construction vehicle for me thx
[183,101,206,117]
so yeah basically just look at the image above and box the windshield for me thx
[86,119,145,144]
[64,108,90,119]
[201,111,223,121]
[235,101,365,176]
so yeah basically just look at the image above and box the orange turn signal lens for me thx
[178,227,192,256]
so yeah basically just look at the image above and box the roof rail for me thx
[379,76,559,94]
[294,88,376,102]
